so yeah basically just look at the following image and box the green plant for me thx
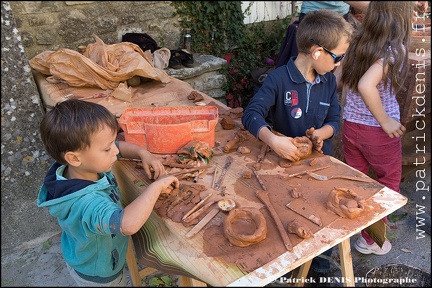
[42,240,51,250]
[171,1,294,108]
[147,275,175,287]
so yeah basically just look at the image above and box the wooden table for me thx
[113,132,407,287]
[33,71,408,287]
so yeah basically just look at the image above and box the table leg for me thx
[338,239,355,287]
[294,259,312,287]
[178,276,207,287]
[126,237,142,286]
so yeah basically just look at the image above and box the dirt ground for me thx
[1,164,430,287]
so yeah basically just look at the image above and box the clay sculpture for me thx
[223,207,267,247]
[287,219,313,239]
[326,187,365,219]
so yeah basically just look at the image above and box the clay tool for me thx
[306,171,374,183]
[169,165,212,177]
[182,192,213,221]
[211,167,218,188]
[286,165,330,178]
[214,156,233,190]
[254,143,268,170]
[182,200,218,224]
[286,199,323,227]
[185,208,220,238]
[252,168,267,191]
[256,190,293,251]
[185,199,235,238]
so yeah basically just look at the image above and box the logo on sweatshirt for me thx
[291,107,302,119]
[285,90,298,106]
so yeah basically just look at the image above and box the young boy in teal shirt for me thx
[38,99,179,286]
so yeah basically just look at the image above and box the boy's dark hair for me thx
[297,9,354,54]
[40,99,118,164]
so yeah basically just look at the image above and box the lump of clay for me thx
[288,187,302,198]
[291,136,313,159]
[223,207,267,247]
[237,146,251,154]
[226,107,244,119]
[187,90,204,103]
[326,188,365,219]
[221,115,236,130]
[287,219,313,239]
[242,170,252,179]
[279,158,292,168]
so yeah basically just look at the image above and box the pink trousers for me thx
[342,120,402,244]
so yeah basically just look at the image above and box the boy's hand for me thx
[155,175,180,196]
[270,135,302,162]
[138,150,166,180]
[306,127,324,154]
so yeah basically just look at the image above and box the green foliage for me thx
[171,1,294,108]
[147,275,175,287]
[42,240,51,250]
[388,211,408,222]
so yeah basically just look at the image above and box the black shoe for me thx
[178,49,194,67]
[168,50,182,69]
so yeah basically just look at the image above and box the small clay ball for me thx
[237,146,251,154]
[243,171,252,179]
[221,115,236,130]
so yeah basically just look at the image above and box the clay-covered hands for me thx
[155,174,180,196]
[305,127,324,153]
[270,134,302,162]
[138,149,167,180]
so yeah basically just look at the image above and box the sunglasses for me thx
[310,38,345,63]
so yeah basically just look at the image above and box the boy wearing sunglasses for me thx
[242,10,353,285]
[243,9,353,162]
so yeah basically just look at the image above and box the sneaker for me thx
[354,236,392,255]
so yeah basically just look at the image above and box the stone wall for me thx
[2,1,227,254]
[9,1,182,60]
[166,55,227,101]
[10,0,227,101]
[2,1,59,254]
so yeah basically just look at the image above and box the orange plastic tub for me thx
[119,106,219,154]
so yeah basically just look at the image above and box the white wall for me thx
[241,1,302,24]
